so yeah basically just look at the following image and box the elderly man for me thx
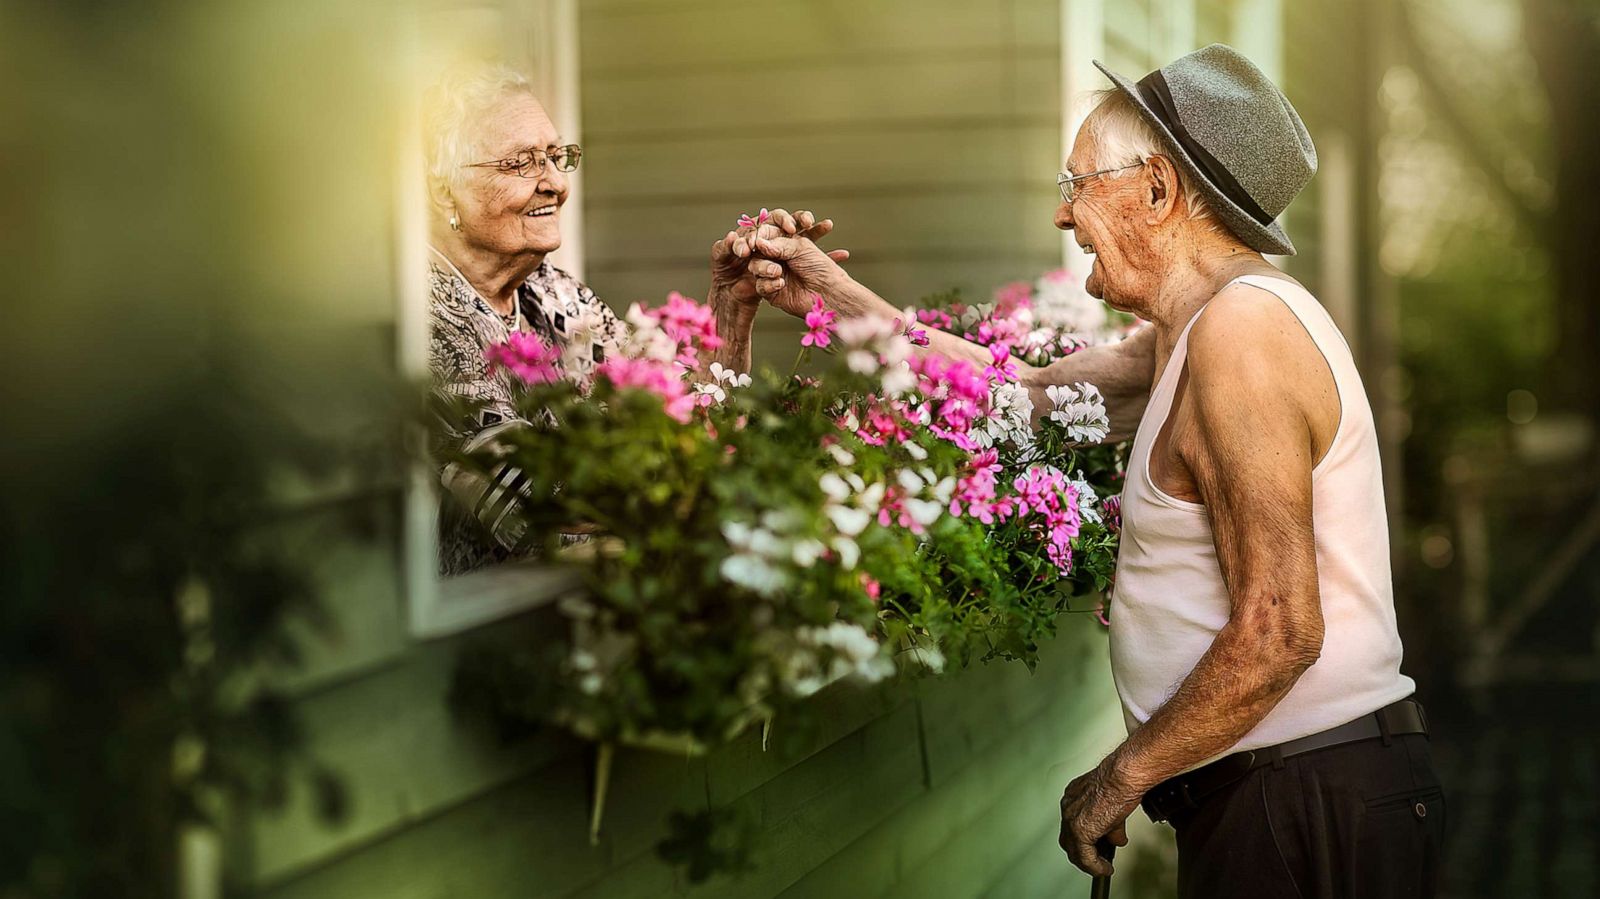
[747,45,1441,897]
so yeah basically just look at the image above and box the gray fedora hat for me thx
[1093,44,1316,255]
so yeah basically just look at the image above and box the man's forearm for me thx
[831,276,1030,374]
[1108,600,1322,794]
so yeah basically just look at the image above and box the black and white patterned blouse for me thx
[427,254,622,575]
[428,257,621,432]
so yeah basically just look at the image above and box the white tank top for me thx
[1108,275,1414,766]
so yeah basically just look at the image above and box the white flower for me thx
[978,381,1036,450]
[799,622,895,684]
[709,362,751,388]
[897,469,926,494]
[826,504,871,537]
[694,381,726,404]
[791,538,827,568]
[858,481,886,509]
[720,552,788,595]
[846,349,879,374]
[907,635,947,674]
[1032,270,1109,335]
[832,536,860,569]
[904,440,928,461]
[1069,473,1102,525]
[880,359,917,397]
[825,443,856,467]
[1046,382,1110,444]
[836,316,895,347]
[722,520,753,547]
[904,497,944,528]
[819,472,851,503]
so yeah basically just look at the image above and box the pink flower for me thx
[1102,495,1122,535]
[595,357,696,423]
[994,280,1035,317]
[949,450,1003,523]
[909,354,993,450]
[860,573,881,602]
[485,332,562,385]
[984,342,1018,383]
[802,293,837,348]
[916,308,953,330]
[736,207,772,229]
[1006,467,1082,574]
[637,291,723,369]
[887,315,930,348]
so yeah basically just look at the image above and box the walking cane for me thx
[1088,837,1116,899]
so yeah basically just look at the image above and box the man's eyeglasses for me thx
[1057,161,1145,204]
[466,144,583,179]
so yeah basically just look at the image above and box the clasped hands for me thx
[708,207,858,321]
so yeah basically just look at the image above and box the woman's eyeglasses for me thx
[465,144,583,178]
[1057,161,1144,204]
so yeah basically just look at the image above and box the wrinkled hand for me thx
[709,208,848,310]
[747,228,860,319]
[1058,758,1140,877]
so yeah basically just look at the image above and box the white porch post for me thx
[1059,0,1105,277]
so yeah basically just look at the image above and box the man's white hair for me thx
[422,63,539,206]
[1083,89,1214,225]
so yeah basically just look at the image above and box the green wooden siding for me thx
[579,0,1067,369]
[242,618,1130,898]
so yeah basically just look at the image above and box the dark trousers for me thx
[1169,732,1446,898]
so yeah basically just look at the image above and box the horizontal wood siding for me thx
[578,0,1066,364]
[247,620,1132,898]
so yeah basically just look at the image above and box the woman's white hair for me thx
[1083,88,1215,225]
[422,63,539,206]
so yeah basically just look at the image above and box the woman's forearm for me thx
[710,290,757,374]
[1022,325,1155,442]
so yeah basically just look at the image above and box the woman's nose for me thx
[540,164,569,199]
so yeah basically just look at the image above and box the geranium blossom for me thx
[1046,382,1110,444]
[802,294,837,348]
[596,357,696,423]
[736,208,772,229]
[485,331,562,385]
[1009,466,1082,573]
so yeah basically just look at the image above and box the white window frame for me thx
[397,0,586,639]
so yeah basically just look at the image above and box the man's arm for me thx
[1058,293,1326,874]
[1113,299,1325,779]
[752,232,1157,440]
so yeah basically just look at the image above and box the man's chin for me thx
[1084,269,1103,299]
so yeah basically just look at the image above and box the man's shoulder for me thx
[1185,279,1333,422]
[1188,279,1317,374]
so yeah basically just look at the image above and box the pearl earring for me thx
[449,213,461,231]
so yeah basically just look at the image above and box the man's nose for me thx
[1055,199,1075,232]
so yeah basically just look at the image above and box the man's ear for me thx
[1145,155,1181,224]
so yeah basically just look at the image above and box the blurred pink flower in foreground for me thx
[485,331,562,385]
[596,357,696,423]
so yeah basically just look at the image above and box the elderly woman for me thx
[752,45,1439,898]
[422,65,833,574]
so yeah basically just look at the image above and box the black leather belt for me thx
[1142,697,1428,823]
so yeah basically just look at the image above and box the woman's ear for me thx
[428,178,456,220]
